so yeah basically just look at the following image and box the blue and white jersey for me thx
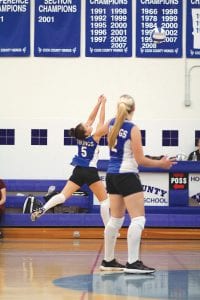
[107,118,139,174]
[71,136,99,168]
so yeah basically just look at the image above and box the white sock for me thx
[100,198,110,227]
[127,216,146,264]
[104,216,124,262]
[43,193,65,211]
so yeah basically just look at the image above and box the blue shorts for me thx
[106,173,143,197]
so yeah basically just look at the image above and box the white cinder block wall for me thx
[0,1,199,179]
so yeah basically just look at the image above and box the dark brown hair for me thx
[69,123,86,140]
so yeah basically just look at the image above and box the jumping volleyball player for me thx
[99,94,176,273]
[31,95,110,227]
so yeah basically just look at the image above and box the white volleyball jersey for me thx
[107,118,139,174]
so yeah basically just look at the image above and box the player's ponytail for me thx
[108,95,135,149]
[108,103,127,149]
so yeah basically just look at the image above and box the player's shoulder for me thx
[124,120,136,129]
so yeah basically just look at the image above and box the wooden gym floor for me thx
[0,228,200,300]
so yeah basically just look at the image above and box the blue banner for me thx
[136,0,182,58]
[34,0,81,57]
[186,0,200,58]
[86,0,132,57]
[0,0,30,57]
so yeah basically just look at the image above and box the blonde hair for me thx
[108,95,135,149]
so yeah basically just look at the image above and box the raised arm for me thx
[85,95,103,126]
[93,95,108,142]
[97,95,106,127]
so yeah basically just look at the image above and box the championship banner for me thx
[0,0,30,57]
[186,0,200,58]
[136,0,182,57]
[34,0,81,57]
[86,0,132,57]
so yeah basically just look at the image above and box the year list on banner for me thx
[136,0,182,58]
[186,0,200,58]
[0,0,30,57]
[34,0,81,57]
[86,0,132,57]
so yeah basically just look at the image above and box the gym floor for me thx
[0,237,199,300]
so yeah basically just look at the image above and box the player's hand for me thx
[98,94,106,104]
[159,156,177,169]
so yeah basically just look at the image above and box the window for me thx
[162,130,178,146]
[141,130,146,146]
[64,130,77,145]
[31,129,47,145]
[64,130,108,146]
[0,129,15,145]
[195,130,200,146]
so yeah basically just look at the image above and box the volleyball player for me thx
[100,94,176,273]
[31,95,110,228]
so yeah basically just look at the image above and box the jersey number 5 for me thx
[81,146,87,157]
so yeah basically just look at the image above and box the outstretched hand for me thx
[159,156,177,169]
